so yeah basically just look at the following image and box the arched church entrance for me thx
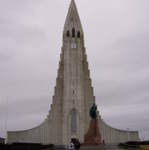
[68,108,79,141]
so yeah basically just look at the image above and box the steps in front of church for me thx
[42,145,140,150]
[41,145,66,150]
[41,146,114,150]
[80,145,120,150]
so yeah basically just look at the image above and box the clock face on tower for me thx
[71,42,77,49]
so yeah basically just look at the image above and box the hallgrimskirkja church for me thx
[7,0,139,145]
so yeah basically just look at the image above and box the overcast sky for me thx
[0,0,149,140]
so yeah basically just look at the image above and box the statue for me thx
[89,103,97,119]
[83,103,102,145]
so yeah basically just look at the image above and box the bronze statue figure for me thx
[89,103,97,119]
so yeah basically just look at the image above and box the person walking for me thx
[74,139,81,150]
[69,139,75,150]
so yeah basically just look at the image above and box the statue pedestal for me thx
[83,119,102,146]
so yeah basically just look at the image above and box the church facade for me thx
[7,0,139,145]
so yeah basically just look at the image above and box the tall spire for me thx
[64,0,83,33]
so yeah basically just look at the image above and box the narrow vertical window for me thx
[71,109,77,133]
[72,28,75,37]
[66,30,70,37]
[77,31,80,38]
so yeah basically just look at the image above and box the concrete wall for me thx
[7,120,49,144]
[99,117,140,144]
[7,107,63,145]
[7,115,140,145]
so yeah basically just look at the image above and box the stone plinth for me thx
[83,119,102,146]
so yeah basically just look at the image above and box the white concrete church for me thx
[7,0,139,145]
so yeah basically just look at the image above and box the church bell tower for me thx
[60,0,95,144]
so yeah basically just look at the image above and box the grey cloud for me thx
[0,51,14,62]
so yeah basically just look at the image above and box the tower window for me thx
[66,30,70,37]
[72,28,75,37]
[77,31,80,38]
